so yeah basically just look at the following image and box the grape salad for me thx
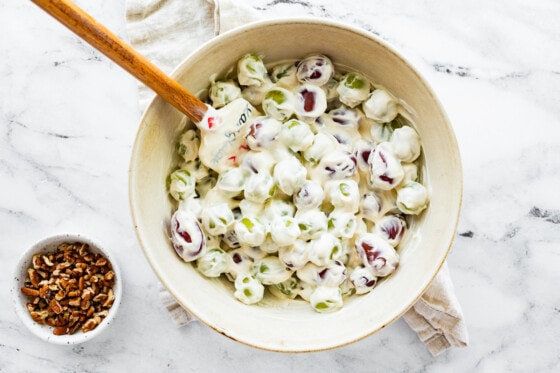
[167,53,429,313]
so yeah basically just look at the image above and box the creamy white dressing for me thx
[168,54,430,313]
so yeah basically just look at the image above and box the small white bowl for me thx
[11,233,122,345]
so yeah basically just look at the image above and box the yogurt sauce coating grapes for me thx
[167,53,429,313]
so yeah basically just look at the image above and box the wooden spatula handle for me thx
[31,0,208,123]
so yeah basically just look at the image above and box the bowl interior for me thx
[12,233,122,345]
[129,18,462,352]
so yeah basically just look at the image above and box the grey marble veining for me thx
[1,0,560,371]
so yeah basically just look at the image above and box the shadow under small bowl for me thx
[11,233,122,345]
[129,18,462,352]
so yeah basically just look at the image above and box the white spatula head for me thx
[196,98,260,173]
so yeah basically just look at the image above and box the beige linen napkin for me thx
[402,263,468,355]
[125,0,468,356]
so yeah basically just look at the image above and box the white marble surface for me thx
[1,0,559,371]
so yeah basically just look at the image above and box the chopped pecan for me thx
[36,270,48,279]
[28,268,41,288]
[82,287,94,301]
[69,297,81,307]
[45,317,57,327]
[42,255,54,267]
[21,287,40,297]
[37,285,47,298]
[49,299,63,314]
[81,318,98,333]
[54,289,66,301]
[32,255,43,269]
[71,267,83,277]
[53,326,69,335]
[92,293,108,304]
[103,289,115,308]
[20,242,116,335]
[80,299,91,311]
[58,278,68,290]
[30,310,48,324]
[95,310,109,319]
[104,270,115,281]
[68,322,81,335]
[54,315,66,327]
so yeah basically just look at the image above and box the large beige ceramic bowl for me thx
[129,18,462,352]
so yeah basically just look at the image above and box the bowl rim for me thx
[128,17,463,352]
[11,233,123,345]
